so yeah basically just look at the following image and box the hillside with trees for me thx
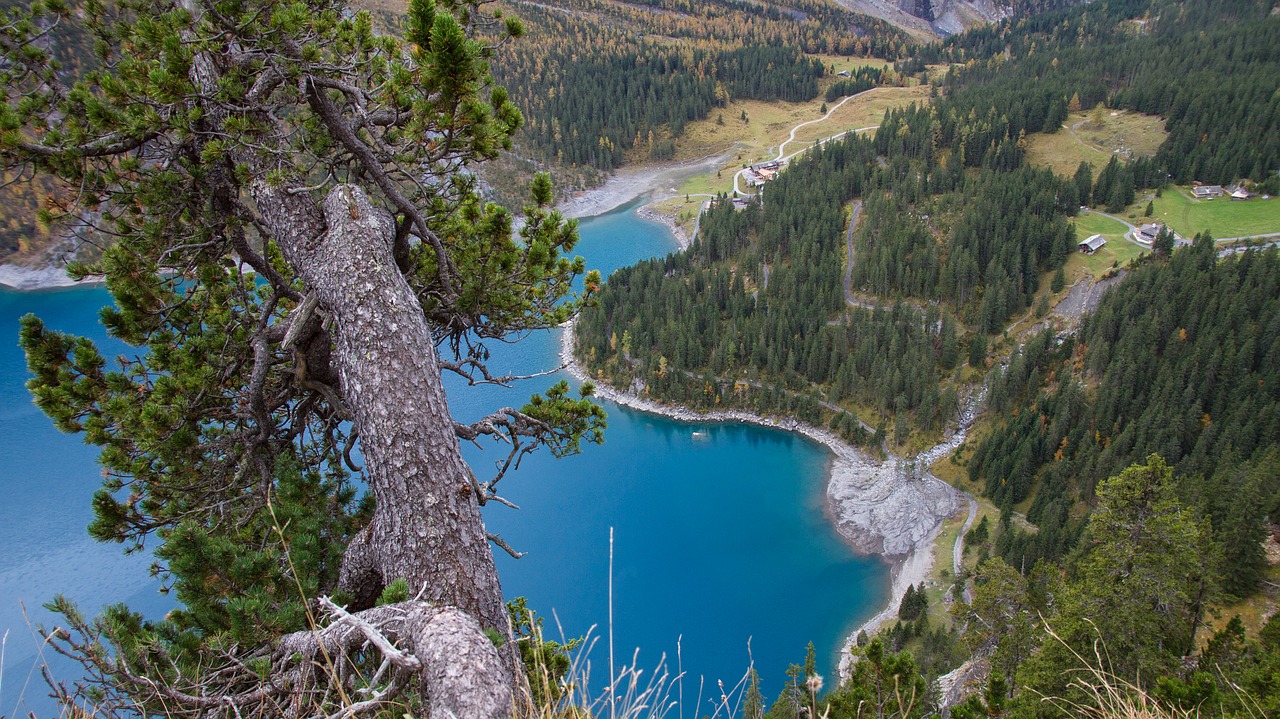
[971,239,1280,594]
[922,0,1280,188]
[5,0,1280,715]
[576,54,1093,442]
[488,0,913,171]
[580,0,1280,715]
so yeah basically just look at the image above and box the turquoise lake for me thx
[0,202,888,715]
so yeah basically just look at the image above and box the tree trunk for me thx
[277,600,513,719]
[250,181,510,636]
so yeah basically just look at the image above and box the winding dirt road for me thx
[732,89,883,195]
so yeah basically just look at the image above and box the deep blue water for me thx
[0,201,887,716]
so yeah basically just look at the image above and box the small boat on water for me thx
[691,431,709,441]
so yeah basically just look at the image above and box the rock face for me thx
[832,0,1010,37]
[826,444,962,557]
[902,0,935,21]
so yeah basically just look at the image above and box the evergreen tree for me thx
[3,0,605,713]
[969,334,988,368]
[744,667,766,719]
[1153,226,1176,256]
[1016,456,1217,711]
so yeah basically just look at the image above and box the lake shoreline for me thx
[5,150,968,684]
[556,322,960,682]
[1,153,725,291]
[0,264,105,292]
[557,152,728,224]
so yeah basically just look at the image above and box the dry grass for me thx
[1201,537,1280,644]
[1036,625,1268,719]
[669,85,931,197]
[789,86,932,148]
[809,54,893,75]
[1025,110,1168,177]
[647,196,701,237]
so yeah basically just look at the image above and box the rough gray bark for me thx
[249,181,510,637]
[277,600,512,719]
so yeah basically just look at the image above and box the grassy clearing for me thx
[1150,188,1280,240]
[1025,110,1167,177]
[1074,110,1166,158]
[669,98,803,164]
[670,85,927,197]
[930,421,992,495]
[1202,539,1280,642]
[1026,124,1111,176]
[789,85,932,148]
[1066,213,1147,279]
[648,196,701,237]
[923,508,968,626]
[809,54,892,76]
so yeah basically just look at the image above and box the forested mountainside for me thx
[487,0,911,170]
[921,0,1280,184]
[973,240,1280,594]
[574,127,1085,446]
[581,0,1280,439]
[580,0,1280,714]
[0,0,97,259]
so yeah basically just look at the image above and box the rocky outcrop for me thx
[832,0,1011,37]
[826,445,962,556]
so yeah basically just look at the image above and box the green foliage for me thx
[507,597,581,707]
[744,667,766,719]
[490,0,909,170]
[967,514,989,547]
[972,243,1280,580]
[1153,225,1176,257]
[377,578,409,606]
[967,334,987,368]
[825,66,892,102]
[823,638,928,719]
[3,0,606,711]
[1015,456,1216,712]
[897,583,928,622]
[33,455,361,716]
[925,0,1280,185]
[578,134,965,438]
[852,160,1078,331]
[951,558,1044,684]
[950,672,1007,719]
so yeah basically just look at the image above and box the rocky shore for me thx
[635,207,692,250]
[0,264,100,291]
[557,322,966,681]
[556,152,728,221]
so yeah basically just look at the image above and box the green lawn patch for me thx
[1069,213,1146,278]
[1152,188,1280,240]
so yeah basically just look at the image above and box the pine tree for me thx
[744,667,766,719]
[4,0,605,713]
[1016,456,1217,709]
